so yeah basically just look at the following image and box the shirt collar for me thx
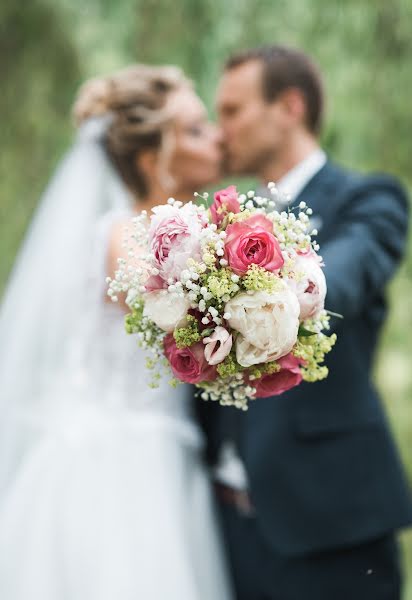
[276,148,327,203]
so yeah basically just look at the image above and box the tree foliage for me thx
[0,0,81,284]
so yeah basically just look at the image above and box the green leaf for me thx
[201,328,214,337]
[298,325,317,337]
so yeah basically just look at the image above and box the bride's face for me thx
[166,89,222,194]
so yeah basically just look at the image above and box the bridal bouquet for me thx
[107,184,336,410]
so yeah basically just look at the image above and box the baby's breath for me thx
[173,315,201,348]
[198,374,256,411]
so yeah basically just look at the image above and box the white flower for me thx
[285,252,326,321]
[225,286,300,367]
[143,290,190,333]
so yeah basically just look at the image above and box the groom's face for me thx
[216,60,290,176]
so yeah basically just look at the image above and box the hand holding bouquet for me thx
[107,184,336,410]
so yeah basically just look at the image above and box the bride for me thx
[0,64,233,599]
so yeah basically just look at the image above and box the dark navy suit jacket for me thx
[198,161,412,556]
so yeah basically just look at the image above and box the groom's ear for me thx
[272,87,307,128]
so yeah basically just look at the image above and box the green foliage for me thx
[248,360,281,381]
[0,0,81,288]
[216,351,243,378]
[1,1,412,593]
[125,302,144,335]
[298,325,317,337]
[294,331,337,382]
[242,264,284,293]
[173,315,201,348]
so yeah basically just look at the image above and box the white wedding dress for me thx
[0,210,233,600]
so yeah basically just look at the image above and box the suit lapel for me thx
[292,161,340,239]
[259,161,338,225]
[294,161,336,215]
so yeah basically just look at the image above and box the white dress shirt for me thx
[214,148,327,491]
[276,148,327,203]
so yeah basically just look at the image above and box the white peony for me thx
[285,252,326,321]
[225,286,300,368]
[143,290,190,333]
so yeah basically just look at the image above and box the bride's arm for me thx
[106,218,132,310]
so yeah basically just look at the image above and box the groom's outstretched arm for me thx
[321,175,409,320]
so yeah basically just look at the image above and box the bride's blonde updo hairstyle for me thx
[73,64,192,197]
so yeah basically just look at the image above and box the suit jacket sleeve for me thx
[322,175,409,320]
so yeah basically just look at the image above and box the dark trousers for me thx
[219,501,402,600]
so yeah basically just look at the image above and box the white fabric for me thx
[215,148,327,492]
[214,441,249,491]
[0,131,233,599]
[0,117,130,492]
[276,147,327,205]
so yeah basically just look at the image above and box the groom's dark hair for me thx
[225,45,324,134]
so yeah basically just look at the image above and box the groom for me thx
[199,46,412,599]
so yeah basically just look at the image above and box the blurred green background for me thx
[1,0,411,594]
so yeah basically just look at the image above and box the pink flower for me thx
[252,353,303,398]
[286,252,326,321]
[203,327,233,366]
[149,204,202,282]
[164,335,217,384]
[224,214,284,275]
[144,274,166,292]
[296,247,324,266]
[210,185,240,225]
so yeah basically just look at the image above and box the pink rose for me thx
[203,326,233,366]
[286,252,326,321]
[164,335,217,384]
[252,353,303,398]
[149,204,202,282]
[210,185,240,225]
[224,214,284,275]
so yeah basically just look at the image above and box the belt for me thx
[214,481,255,517]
